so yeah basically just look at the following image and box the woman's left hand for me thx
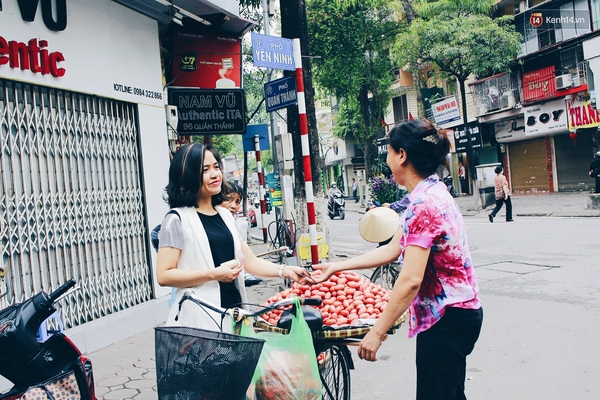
[283,265,315,285]
[357,330,387,362]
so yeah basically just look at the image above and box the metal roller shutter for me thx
[508,138,550,193]
[0,79,152,328]
[554,132,595,192]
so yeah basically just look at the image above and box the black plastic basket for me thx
[155,326,265,400]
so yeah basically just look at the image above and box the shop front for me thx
[0,0,170,344]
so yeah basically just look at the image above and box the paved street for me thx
[3,192,599,399]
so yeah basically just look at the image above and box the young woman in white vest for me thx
[156,143,312,332]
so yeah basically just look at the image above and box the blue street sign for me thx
[264,76,297,113]
[251,32,295,71]
[243,124,270,152]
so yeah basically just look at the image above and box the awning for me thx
[112,0,256,36]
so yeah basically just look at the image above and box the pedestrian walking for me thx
[458,161,468,194]
[352,178,359,203]
[155,143,312,333]
[314,120,482,400]
[589,151,600,194]
[488,165,513,222]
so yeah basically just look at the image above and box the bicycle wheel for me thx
[370,263,400,291]
[318,344,352,400]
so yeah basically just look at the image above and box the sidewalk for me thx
[79,191,600,399]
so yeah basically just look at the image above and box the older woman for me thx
[315,120,482,400]
[488,165,513,222]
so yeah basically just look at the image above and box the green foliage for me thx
[308,0,399,176]
[393,0,522,81]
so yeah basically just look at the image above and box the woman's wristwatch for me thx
[278,264,286,279]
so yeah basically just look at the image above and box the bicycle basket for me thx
[155,326,265,400]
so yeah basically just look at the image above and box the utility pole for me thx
[281,0,323,204]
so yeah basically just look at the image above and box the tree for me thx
[393,0,521,203]
[307,0,399,177]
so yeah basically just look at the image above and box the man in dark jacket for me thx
[589,151,600,194]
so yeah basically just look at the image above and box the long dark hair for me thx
[164,143,226,208]
[388,120,451,177]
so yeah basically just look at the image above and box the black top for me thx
[590,158,600,176]
[198,212,241,308]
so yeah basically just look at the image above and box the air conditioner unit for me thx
[475,104,488,116]
[500,92,516,109]
[556,74,573,90]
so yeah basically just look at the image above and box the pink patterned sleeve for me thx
[404,199,441,249]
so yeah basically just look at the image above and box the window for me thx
[592,0,600,29]
[392,94,409,124]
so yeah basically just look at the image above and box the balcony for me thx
[470,72,521,116]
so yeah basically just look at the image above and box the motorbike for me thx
[443,175,459,198]
[328,190,346,220]
[264,193,272,214]
[0,279,96,400]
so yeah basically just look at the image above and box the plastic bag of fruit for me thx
[242,298,321,400]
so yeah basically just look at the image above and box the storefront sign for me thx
[432,96,461,126]
[168,88,246,135]
[251,32,295,71]
[494,118,527,143]
[1,0,68,31]
[171,32,242,88]
[453,124,482,153]
[524,99,567,136]
[567,95,600,130]
[0,36,65,77]
[264,76,297,112]
[522,66,556,102]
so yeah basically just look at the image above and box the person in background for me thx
[352,178,359,203]
[314,120,482,400]
[220,181,263,286]
[488,165,513,223]
[156,143,312,332]
[589,151,600,194]
[458,162,468,194]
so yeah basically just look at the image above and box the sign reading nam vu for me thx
[168,88,246,135]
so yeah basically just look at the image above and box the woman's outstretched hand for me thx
[284,265,315,285]
[310,262,339,283]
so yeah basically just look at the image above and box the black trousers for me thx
[416,307,484,400]
[490,196,512,220]
[595,176,600,193]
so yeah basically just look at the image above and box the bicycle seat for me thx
[277,305,323,332]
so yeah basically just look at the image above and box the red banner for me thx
[522,66,556,103]
[171,31,241,89]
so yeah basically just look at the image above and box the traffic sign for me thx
[251,32,295,71]
[242,124,270,152]
[264,76,297,112]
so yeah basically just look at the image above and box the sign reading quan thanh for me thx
[264,76,297,112]
[168,88,246,135]
[251,32,295,71]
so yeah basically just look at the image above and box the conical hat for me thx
[358,206,400,243]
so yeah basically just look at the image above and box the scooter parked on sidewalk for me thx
[328,190,346,220]
[0,278,96,400]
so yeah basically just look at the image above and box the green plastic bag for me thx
[240,298,322,400]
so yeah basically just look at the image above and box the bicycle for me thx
[156,292,398,400]
[370,261,400,291]
[266,207,297,261]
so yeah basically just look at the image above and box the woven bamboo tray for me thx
[254,311,407,340]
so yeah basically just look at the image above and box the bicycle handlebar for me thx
[179,291,322,321]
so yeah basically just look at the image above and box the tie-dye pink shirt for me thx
[401,175,481,338]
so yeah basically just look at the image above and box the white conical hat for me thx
[358,206,400,243]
